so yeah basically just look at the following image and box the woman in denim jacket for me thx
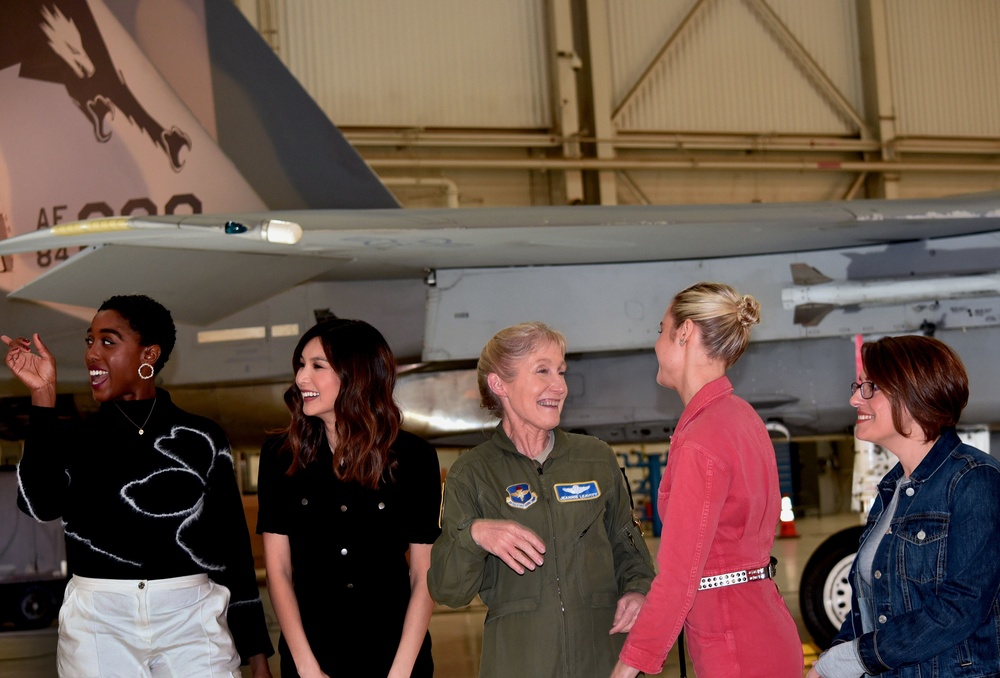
[809,335,1000,678]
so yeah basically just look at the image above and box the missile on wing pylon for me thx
[782,263,1000,327]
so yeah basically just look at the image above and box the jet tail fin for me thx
[203,0,398,210]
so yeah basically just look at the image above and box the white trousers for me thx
[57,574,242,678]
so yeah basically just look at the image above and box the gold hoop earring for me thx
[138,363,155,380]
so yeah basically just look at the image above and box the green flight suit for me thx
[429,425,655,677]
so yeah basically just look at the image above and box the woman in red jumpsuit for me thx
[612,282,803,678]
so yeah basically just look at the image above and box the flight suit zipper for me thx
[535,457,571,676]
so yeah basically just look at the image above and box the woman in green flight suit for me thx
[428,322,655,678]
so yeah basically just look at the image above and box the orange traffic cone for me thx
[777,494,799,539]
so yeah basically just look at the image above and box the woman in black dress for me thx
[256,319,441,677]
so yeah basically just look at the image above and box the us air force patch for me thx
[554,481,600,502]
[505,483,537,509]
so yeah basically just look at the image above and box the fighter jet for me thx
[2,0,999,450]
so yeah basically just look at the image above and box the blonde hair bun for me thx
[736,295,761,328]
[670,282,758,368]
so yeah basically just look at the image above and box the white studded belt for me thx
[698,557,777,591]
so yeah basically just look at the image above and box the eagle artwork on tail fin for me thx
[2,0,191,171]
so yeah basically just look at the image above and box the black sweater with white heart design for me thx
[17,388,273,663]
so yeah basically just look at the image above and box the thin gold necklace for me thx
[115,398,157,436]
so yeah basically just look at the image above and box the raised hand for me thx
[2,333,57,405]
[470,519,546,574]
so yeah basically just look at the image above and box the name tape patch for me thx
[554,481,600,502]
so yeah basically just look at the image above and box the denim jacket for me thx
[832,428,1000,676]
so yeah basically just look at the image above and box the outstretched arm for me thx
[618,443,731,675]
[2,333,57,406]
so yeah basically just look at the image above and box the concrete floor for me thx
[0,512,861,678]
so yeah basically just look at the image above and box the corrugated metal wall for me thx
[608,0,863,135]
[269,0,1000,139]
[886,0,1000,137]
[255,0,1000,207]
[272,0,552,128]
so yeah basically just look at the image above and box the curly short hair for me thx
[98,295,176,373]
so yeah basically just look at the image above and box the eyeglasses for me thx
[850,381,878,399]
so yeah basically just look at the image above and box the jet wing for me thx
[2,192,999,325]
[11,246,336,326]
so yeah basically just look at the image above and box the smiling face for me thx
[85,310,158,402]
[295,336,342,429]
[850,370,914,451]
[492,340,567,437]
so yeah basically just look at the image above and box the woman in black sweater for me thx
[3,294,272,677]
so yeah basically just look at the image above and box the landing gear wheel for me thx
[799,525,865,649]
[15,585,58,630]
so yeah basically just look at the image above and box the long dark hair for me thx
[280,319,401,488]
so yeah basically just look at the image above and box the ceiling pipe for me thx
[381,177,460,208]
[348,132,1000,156]
[368,157,1000,173]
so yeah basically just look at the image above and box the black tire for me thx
[799,525,865,649]
[14,584,58,630]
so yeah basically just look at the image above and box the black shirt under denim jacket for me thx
[832,427,1000,676]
